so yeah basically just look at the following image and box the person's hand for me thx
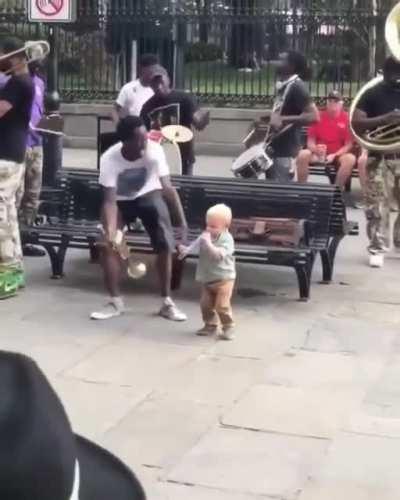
[175,225,188,245]
[104,227,116,245]
[194,109,210,131]
[382,109,400,125]
[315,144,327,159]
[177,244,189,260]
[200,231,212,244]
[269,113,283,131]
[326,153,336,164]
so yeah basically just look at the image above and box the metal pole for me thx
[172,0,185,89]
[42,25,63,187]
[174,22,186,89]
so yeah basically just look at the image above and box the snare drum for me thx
[232,143,273,179]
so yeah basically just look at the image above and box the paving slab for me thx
[345,411,400,439]
[168,427,328,499]
[263,349,382,390]
[102,393,221,470]
[64,335,203,388]
[50,375,149,442]
[211,313,310,361]
[298,433,400,500]
[357,352,400,420]
[331,300,400,327]
[156,353,264,406]
[300,316,397,357]
[157,482,270,499]
[222,383,360,439]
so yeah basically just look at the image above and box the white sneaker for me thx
[369,254,384,268]
[219,327,235,341]
[90,298,125,320]
[159,301,187,322]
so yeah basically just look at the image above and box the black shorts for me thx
[117,191,175,253]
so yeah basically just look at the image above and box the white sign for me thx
[28,0,77,23]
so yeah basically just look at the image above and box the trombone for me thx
[0,41,50,75]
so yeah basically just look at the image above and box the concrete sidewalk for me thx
[2,154,399,499]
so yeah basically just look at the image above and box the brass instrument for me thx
[97,227,147,280]
[0,41,50,75]
[0,40,64,136]
[350,2,400,151]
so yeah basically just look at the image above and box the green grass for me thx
[184,61,363,99]
[59,61,364,103]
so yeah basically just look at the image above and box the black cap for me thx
[327,89,342,101]
[148,64,168,81]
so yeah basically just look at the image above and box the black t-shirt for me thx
[141,90,198,165]
[357,81,400,117]
[0,74,34,163]
[270,79,311,158]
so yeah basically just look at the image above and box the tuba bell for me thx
[350,2,400,152]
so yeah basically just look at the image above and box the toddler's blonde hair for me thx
[206,204,232,226]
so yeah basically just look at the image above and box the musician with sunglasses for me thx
[0,37,34,299]
[266,51,319,182]
[352,56,400,268]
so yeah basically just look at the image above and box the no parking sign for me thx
[28,0,77,23]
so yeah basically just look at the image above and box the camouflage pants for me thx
[365,156,400,254]
[0,160,24,271]
[16,146,43,225]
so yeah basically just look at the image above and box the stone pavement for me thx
[2,152,400,499]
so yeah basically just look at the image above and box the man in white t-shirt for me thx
[91,116,188,321]
[111,54,158,124]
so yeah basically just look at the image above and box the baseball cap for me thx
[327,89,342,101]
[148,64,168,80]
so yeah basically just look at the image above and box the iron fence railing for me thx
[0,2,387,106]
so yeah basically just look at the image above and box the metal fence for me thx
[0,1,386,106]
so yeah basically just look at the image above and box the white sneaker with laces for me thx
[159,300,187,322]
[90,297,125,320]
[369,254,384,268]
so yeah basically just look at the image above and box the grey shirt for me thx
[196,231,236,284]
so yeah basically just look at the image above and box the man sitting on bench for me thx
[296,90,356,189]
[91,116,188,322]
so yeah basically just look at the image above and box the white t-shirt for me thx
[99,141,169,201]
[115,79,154,117]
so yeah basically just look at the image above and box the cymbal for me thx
[161,125,193,144]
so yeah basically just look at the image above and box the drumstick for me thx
[31,127,65,136]
[243,128,255,145]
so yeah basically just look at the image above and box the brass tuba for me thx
[349,2,400,151]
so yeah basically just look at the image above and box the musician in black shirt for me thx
[0,37,34,299]
[352,56,400,268]
[267,51,319,182]
[141,65,209,176]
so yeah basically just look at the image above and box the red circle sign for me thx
[36,0,64,16]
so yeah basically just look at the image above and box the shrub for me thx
[59,57,81,74]
[185,42,223,63]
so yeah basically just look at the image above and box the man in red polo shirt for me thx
[296,90,356,189]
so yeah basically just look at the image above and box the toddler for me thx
[180,204,236,340]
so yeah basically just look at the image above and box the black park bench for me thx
[21,169,358,301]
